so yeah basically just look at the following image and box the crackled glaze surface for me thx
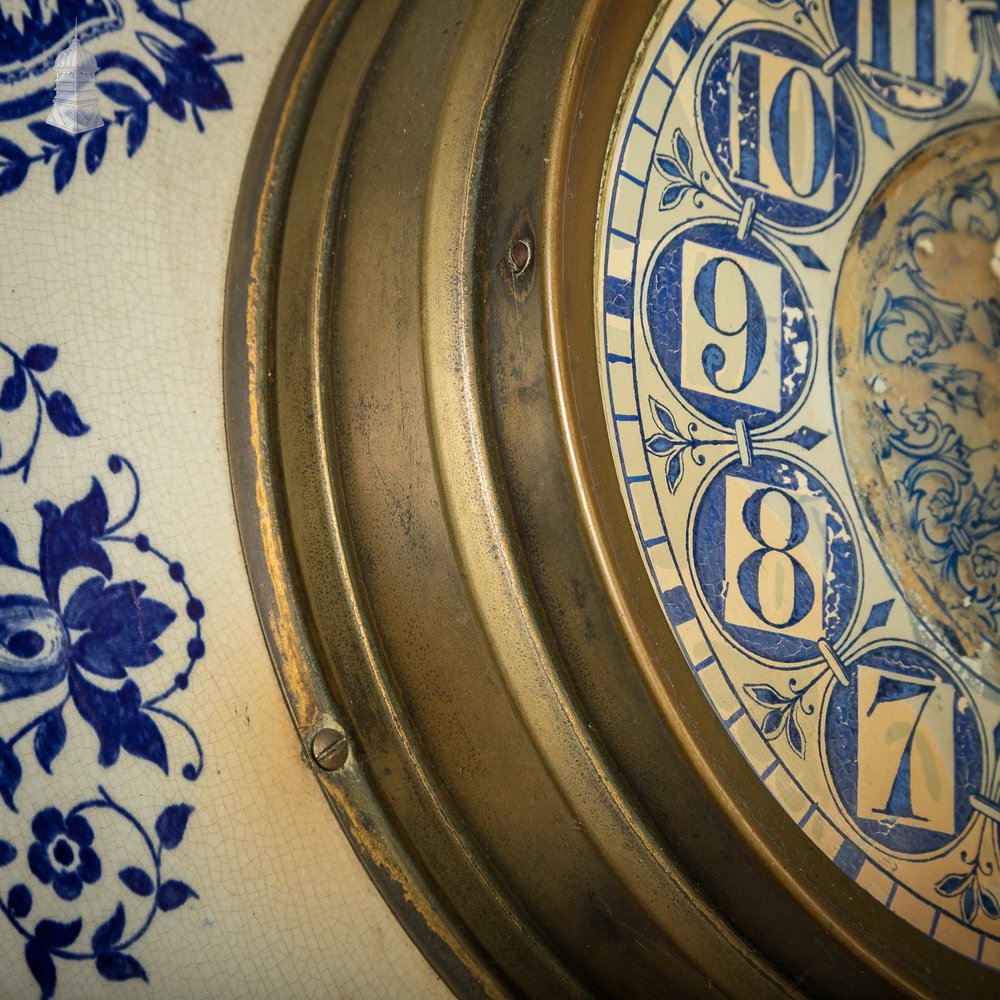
[0,3,449,998]
[598,0,1000,970]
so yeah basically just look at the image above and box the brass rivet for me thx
[506,237,532,276]
[311,727,349,771]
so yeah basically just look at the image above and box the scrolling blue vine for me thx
[0,0,242,196]
[861,167,1000,650]
[0,337,206,997]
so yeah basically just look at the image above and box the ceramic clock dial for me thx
[597,0,1000,969]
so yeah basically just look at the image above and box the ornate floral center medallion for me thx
[597,0,1000,969]
[835,120,1000,681]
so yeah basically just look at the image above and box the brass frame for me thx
[224,0,1000,995]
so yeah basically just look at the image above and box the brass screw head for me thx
[311,727,349,771]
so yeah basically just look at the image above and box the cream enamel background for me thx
[0,3,450,997]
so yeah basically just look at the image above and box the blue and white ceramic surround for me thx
[598,0,1000,970]
[0,3,451,999]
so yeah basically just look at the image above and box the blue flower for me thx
[927,489,956,525]
[27,808,101,902]
[905,326,934,359]
[972,546,1000,581]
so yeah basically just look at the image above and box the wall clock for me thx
[226,0,1000,995]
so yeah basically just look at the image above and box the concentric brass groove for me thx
[421,1,802,995]
[291,5,596,993]
[227,2,529,996]
[299,34,587,989]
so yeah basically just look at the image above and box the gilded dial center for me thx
[834,121,1000,680]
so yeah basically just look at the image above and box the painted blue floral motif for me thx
[862,170,1000,649]
[0,458,206,812]
[931,713,1000,926]
[0,0,242,196]
[27,807,102,902]
[0,789,198,997]
[0,342,86,481]
[0,333,206,997]
[643,393,828,495]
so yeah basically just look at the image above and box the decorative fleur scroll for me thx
[863,171,1000,644]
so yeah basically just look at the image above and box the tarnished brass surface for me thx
[224,1,1000,996]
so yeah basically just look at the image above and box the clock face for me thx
[597,0,1000,968]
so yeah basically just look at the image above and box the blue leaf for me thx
[136,0,216,50]
[53,145,78,194]
[962,885,978,923]
[68,670,122,768]
[33,708,66,775]
[761,708,785,736]
[786,712,805,757]
[121,711,168,773]
[35,917,81,948]
[25,940,56,1000]
[673,128,693,174]
[744,684,786,708]
[865,105,893,148]
[784,426,826,451]
[862,599,894,634]
[35,478,110,607]
[135,0,216,49]
[0,521,20,567]
[137,34,233,112]
[156,803,194,850]
[8,883,31,918]
[46,391,88,437]
[96,82,146,110]
[119,866,154,897]
[651,399,678,436]
[646,435,674,456]
[63,577,106,630]
[665,449,684,493]
[0,137,30,196]
[660,183,687,211]
[23,345,57,373]
[91,902,126,953]
[0,839,15,865]
[654,154,684,179]
[28,122,73,147]
[860,204,886,248]
[936,872,969,897]
[157,88,186,122]
[982,886,1000,920]
[85,128,107,175]
[126,106,149,158]
[157,879,197,911]
[788,244,828,271]
[0,361,26,412]
[96,952,147,983]
[0,739,21,811]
